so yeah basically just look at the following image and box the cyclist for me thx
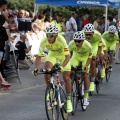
[102,25,119,71]
[33,24,72,113]
[100,38,107,79]
[69,31,92,106]
[84,23,102,92]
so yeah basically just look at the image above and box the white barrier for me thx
[11,31,72,56]
[11,31,46,56]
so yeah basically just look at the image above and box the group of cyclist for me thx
[32,23,119,113]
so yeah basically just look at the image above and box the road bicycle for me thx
[39,63,68,120]
[95,61,103,94]
[71,63,87,115]
[105,50,112,82]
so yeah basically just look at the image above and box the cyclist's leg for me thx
[109,43,116,65]
[61,57,72,113]
[89,45,99,91]
[62,71,73,113]
[83,72,89,105]
[99,52,105,79]
[82,59,90,105]
[70,55,79,76]
[89,56,96,91]
[44,53,56,84]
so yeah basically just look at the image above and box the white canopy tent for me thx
[34,0,120,31]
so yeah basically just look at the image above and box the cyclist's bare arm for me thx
[62,54,70,67]
[97,46,102,57]
[35,55,41,69]
[103,50,107,60]
[85,58,92,68]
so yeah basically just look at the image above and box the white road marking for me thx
[0,83,46,96]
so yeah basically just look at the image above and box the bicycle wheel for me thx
[105,68,111,82]
[95,67,101,94]
[71,77,79,115]
[79,79,88,111]
[45,83,59,120]
[95,81,100,94]
[60,81,68,120]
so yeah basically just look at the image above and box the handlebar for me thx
[38,63,61,75]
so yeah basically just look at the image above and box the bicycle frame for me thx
[43,70,66,109]
[55,73,65,108]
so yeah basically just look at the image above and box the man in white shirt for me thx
[69,12,77,32]
[68,12,77,41]
[113,14,118,23]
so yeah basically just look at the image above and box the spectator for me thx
[7,14,18,33]
[76,14,84,31]
[31,15,41,39]
[108,16,115,27]
[83,14,89,25]
[115,20,120,64]
[14,9,19,17]
[68,12,77,40]
[7,9,12,15]
[44,15,52,28]
[41,9,48,22]
[12,10,18,28]
[15,34,31,70]
[51,12,66,34]
[69,12,77,32]
[18,9,25,18]
[0,14,11,86]
[97,15,105,33]
[93,17,100,30]
[113,14,118,23]
[0,0,8,14]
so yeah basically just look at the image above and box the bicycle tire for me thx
[80,81,87,111]
[95,66,101,94]
[60,81,68,120]
[71,77,79,115]
[106,71,111,82]
[96,83,100,94]
[45,83,59,120]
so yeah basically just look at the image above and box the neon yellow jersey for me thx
[50,20,64,33]
[102,31,119,43]
[68,40,92,58]
[85,30,102,47]
[101,38,107,51]
[38,35,69,56]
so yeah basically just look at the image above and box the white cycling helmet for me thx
[108,25,117,33]
[73,31,86,40]
[46,24,59,34]
[84,23,94,32]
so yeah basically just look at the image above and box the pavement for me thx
[1,57,120,120]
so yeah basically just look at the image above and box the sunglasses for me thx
[46,34,56,38]
[74,40,83,43]
[85,34,93,36]
[109,32,114,34]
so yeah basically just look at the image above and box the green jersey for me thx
[38,35,69,56]
[102,31,119,43]
[85,30,102,47]
[69,40,92,58]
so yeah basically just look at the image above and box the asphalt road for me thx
[0,60,120,120]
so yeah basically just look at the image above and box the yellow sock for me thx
[84,92,88,98]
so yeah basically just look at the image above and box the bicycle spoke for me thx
[45,84,59,120]
[71,79,78,115]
